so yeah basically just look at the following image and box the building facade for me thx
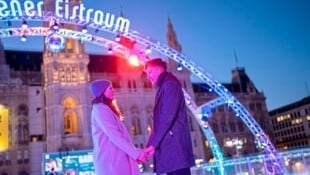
[0,1,279,174]
[269,96,310,150]
[0,49,277,174]
[193,67,275,160]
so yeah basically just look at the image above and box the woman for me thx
[90,79,144,175]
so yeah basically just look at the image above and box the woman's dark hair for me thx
[92,93,122,118]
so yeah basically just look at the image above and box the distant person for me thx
[143,58,195,175]
[90,79,148,175]
[49,168,57,175]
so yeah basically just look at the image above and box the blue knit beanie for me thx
[89,80,111,98]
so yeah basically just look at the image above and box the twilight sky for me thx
[2,0,310,110]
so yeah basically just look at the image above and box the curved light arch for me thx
[0,9,285,174]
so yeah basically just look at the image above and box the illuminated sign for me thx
[0,106,9,151]
[43,149,95,174]
[0,0,130,33]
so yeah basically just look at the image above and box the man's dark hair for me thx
[144,58,167,70]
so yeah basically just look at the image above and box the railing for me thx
[189,147,310,175]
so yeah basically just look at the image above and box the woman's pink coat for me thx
[91,103,141,175]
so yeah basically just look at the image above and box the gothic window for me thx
[112,81,120,89]
[238,122,244,132]
[71,67,78,82]
[17,150,22,164]
[218,106,224,112]
[221,122,228,133]
[145,105,153,114]
[131,116,141,136]
[66,39,73,50]
[144,80,152,89]
[17,123,28,145]
[249,103,255,111]
[147,117,152,134]
[23,150,29,163]
[63,97,78,135]
[229,121,236,132]
[128,80,132,89]
[59,67,65,82]
[130,105,139,115]
[128,80,137,92]
[5,152,10,165]
[65,67,71,82]
[16,104,29,145]
[256,103,262,111]
[211,122,219,133]
[145,105,153,134]
[132,80,137,89]
[259,117,266,130]
[17,104,28,116]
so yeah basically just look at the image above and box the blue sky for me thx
[2,0,310,110]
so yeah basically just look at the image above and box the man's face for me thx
[145,65,162,85]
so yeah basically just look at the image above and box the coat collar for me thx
[156,71,169,88]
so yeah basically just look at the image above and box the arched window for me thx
[63,97,78,134]
[145,105,153,134]
[147,117,152,134]
[131,116,141,136]
[17,104,28,116]
[17,104,29,145]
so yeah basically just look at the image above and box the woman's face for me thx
[104,85,115,100]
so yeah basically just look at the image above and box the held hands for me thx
[137,145,155,163]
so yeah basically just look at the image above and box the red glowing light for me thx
[128,54,140,66]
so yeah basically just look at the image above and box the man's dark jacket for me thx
[147,72,195,174]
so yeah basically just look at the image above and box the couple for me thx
[90,58,194,175]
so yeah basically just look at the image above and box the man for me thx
[144,58,194,175]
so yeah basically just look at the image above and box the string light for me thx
[21,34,27,42]
[52,22,59,31]
[145,45,152,54]
[82,25,87,33]
[107,47,113,54]
[22,19,27,29]
[115,34,121,42]
[177,63,183,71]
[128,53,140,66]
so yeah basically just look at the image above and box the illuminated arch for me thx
[0,5,285,174]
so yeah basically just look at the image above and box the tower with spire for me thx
[27,1,92,173]
[42,0,91,151]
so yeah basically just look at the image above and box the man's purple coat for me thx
[147,72,195,174]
